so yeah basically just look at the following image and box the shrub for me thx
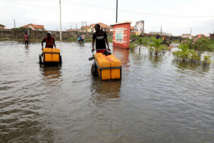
[129,43,137,51]
[202,55,211,65]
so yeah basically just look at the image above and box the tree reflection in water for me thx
[113,47,130,73]
[172,60,210,73]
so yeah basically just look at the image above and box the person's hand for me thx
[107,48,111,51]
[91,48,94,52]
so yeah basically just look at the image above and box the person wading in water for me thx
[41,32,56,50]
[24,32,29,46]
[92,24,110,53]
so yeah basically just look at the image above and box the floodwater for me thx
[0,41,214,143]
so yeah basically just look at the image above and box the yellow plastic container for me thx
[97,58,111,80]
[95,53,122,80]
[52,49,60,62]
[95,53,103,60]
[110,59,121,79]
[43,48,52,62]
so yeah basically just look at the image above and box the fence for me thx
[0,29,113,41]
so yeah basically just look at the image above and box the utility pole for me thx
[76,24,77,31]
[190,28,192,35]
[14,19,16,28]
[160,25,162,36]
[59,0,62,41]
[116,0,118,23]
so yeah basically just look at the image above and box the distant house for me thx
[21,23,45,31]
[81,26,91,32]
[150,32,172,36]
[131,26,135,33]
[182,34,191,39]
[81,22,113,32]
[91,22,113,32]
[0,24,5,29]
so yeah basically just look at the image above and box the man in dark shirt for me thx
[41,32,56,50]
[92,24,110,53]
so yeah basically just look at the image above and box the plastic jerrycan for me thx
[110,59,121,79]
[52,48,60,62]
[98,57,110,80]
[107,55,121,79]
[43,48,52,62]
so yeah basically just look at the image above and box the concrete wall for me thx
[0,29,182,41]
[210,34,214,40]
[0,29,113,40]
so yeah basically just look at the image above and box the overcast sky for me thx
[1,0,214,36]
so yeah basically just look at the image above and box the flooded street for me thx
[1,41,214,143]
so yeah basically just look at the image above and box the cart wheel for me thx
[39,55,42,64]
[91,63,98,77]
[59,55,62,65]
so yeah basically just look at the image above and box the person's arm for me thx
[41,39,45,50]
[92,34,95,52]
[104,32,110,51]
[53,39,56,48]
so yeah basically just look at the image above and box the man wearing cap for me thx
[41,32,56,50]
[92,24,110,53]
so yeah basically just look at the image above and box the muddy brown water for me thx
[0,41,214,143]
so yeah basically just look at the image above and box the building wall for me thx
[0,26,4,29]
[0,29,113,40]
[113,23,131,50]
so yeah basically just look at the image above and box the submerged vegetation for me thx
[202,55,211,65]
[173,43,212,65]
[137,37,149,51]
[149,38,168,56]
[129,43,137,51]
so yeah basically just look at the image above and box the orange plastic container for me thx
[52,49,60,62]
[95,53,122,80]
[43,48,52,62]
[97,58,111,80]
[110,59,121,79]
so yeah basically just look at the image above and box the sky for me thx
[1,0,214,36]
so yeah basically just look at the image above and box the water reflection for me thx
[90,78,121,104]
[24,45,29,55]
[202,64,210,72]
[148,55,164,67]
[113,47,130,71]
[40,65,62,86]
[172,60,210,73]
